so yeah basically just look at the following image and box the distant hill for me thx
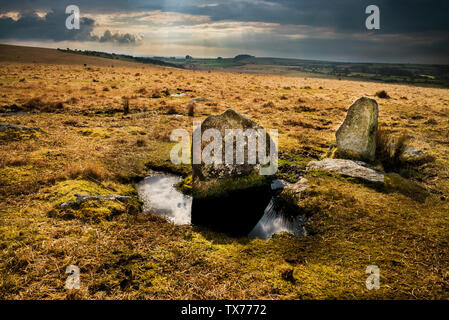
[233,54,255,62]
[0,43,156,67]
[155,54,449,88]
[2,44,448,87]
[58,48,183,69]
[0,44,181,69]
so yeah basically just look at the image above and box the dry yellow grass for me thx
[1,45,449,299]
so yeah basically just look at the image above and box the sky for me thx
[0,0,448,64]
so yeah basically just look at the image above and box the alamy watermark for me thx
[170,122,278,175]
[365,265,380,290]
[365,5,380,30]
[65,5,80,30]
[65,264,80,289]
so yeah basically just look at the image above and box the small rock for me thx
[189,98,213,103]
[284,177,310,195]
[271,179,290,191]
[306,158,384,184]
[60,193,132,209]
[0,123,42,132]
[399,146,435,165]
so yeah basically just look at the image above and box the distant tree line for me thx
[58,48,183,69]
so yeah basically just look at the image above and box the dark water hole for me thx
[137,173,305,240]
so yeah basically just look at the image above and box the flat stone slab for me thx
[60,193,132,209]
[306,158,384,184]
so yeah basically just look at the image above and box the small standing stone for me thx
[336,97,378,162]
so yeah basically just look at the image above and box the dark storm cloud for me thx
[103,0,444,33]
[1,0,447,33]
[0,0,448,63]
[0,8,140,44]
[98,30,140,44]
[0,0,137,13]
[181,0,449,34]
[0,10,95,42]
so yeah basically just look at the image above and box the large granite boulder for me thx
[190,109,276,236]
[336,97,378,162]
[192,108,274,181]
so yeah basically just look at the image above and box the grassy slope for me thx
[0,44,150,67]
[1,44,449,299]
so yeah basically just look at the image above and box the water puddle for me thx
[248,199,306,240]
[136,174,192,225]
[137,173,306,240]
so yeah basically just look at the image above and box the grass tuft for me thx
[375,90,390,99]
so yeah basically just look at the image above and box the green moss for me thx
[324,145,338,159]
[145,159,191,177]
[334,148,367,162]
[90,250,170,295]
[277,152,310,182]
[78,128,113,138]
[30,149,65,160]
[274,188,303,217]
[278,157,308,170]
[0,128,41,141]
[292,264,349,299]
[193,172,272,198]
[384,173,429,202]
[54,202,119,222]
[176,175,192,194]
[125,126,147,136]
[42,179,141,222]
[0,166,35,186]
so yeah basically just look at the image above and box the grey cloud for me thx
[97,30,140,44]
[0,8,140,44]
[0,10,95,41]
[0,0,137,14]
[1,0,447,34]
[0,0,447,63]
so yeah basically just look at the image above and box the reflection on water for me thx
[248,199,306,240]
[137,173,306,239]
[136,174,192,225]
